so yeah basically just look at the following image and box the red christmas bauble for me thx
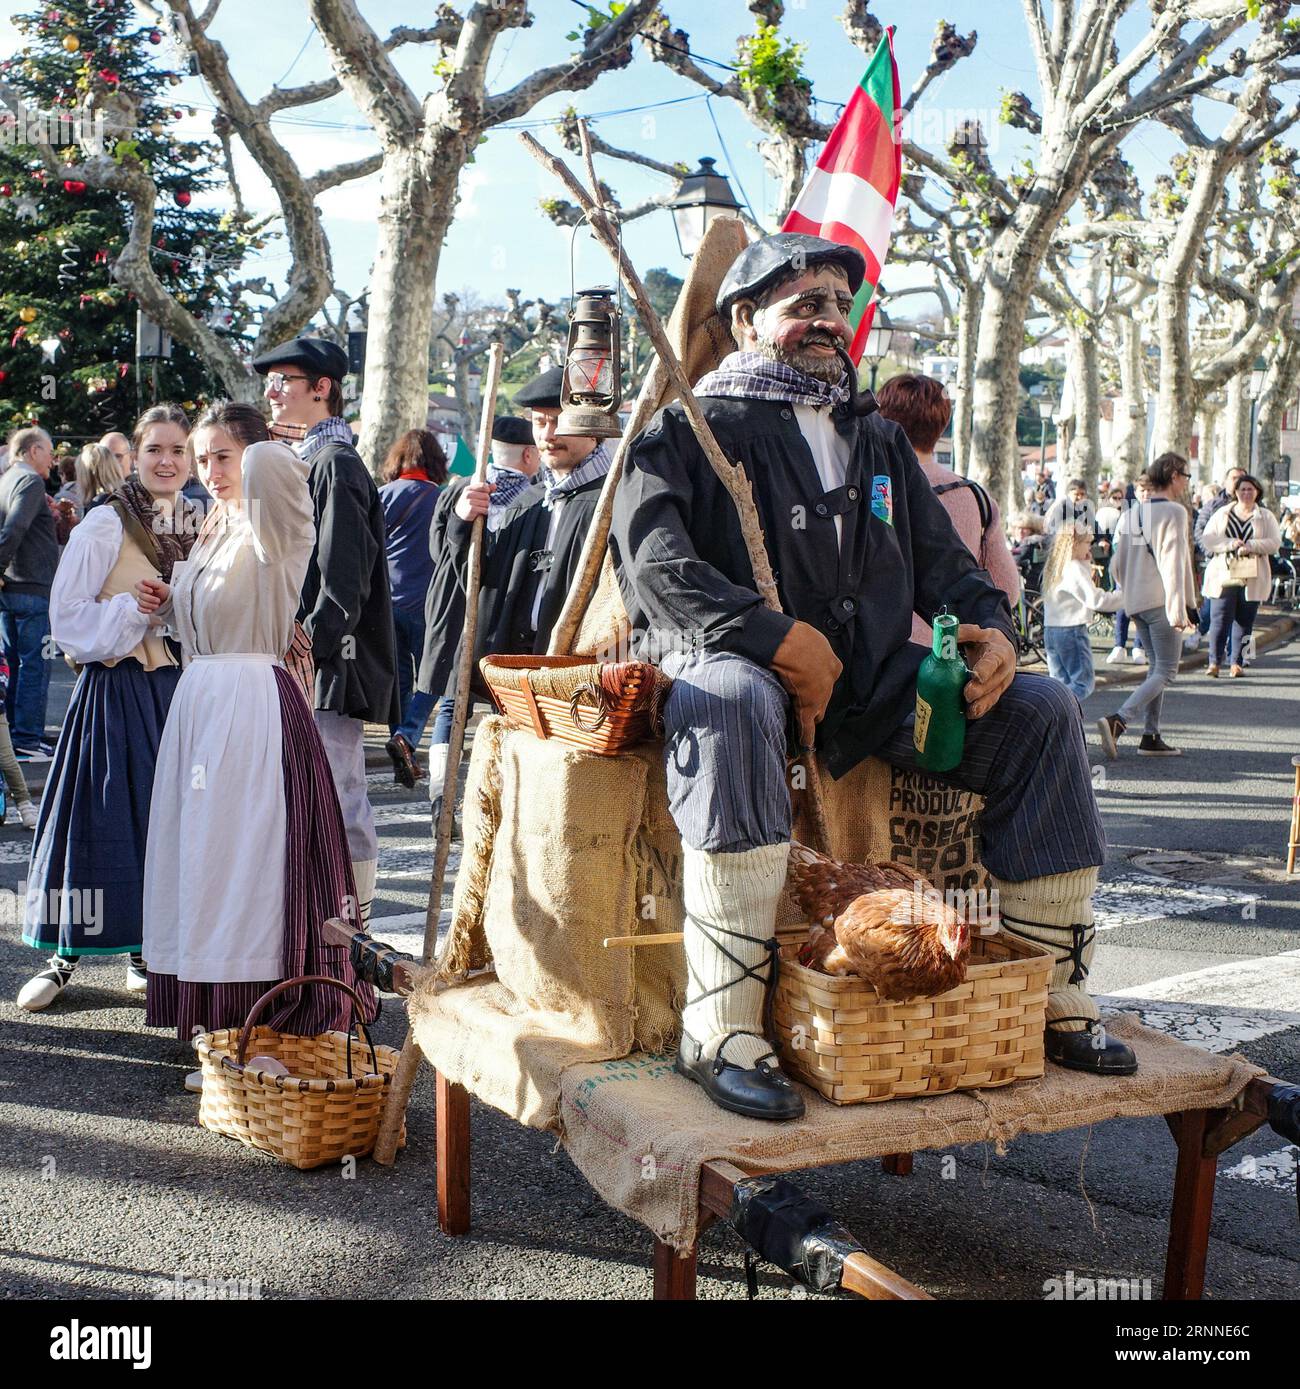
[0,184,11,197]
[149,29,162,44]
[58,328,70,339]
[171,259,181,272]
[97,68,118,85]
[174,189,191,207]
[0,370,7,384]
[63,179,87,195]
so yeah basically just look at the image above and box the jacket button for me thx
[815,503,828,517]
[847,487,859,501]
[825,617,841,632]
[840,597,857,615]
[780,408,792,420]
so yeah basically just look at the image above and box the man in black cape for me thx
[253,336,399,925]
[611,233,1126,1123]
[418,367,611,821]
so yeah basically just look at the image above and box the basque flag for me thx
[782,28,902,364]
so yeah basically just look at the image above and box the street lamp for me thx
[667,157,742,258]
[1037,391,1056,475]
[1248,354,1267,467]
[862,310,893,393]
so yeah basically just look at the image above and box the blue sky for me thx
[0,1,1264,317]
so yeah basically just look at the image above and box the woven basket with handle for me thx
[480,653,669,755]
[772,931,1053,1105]
[195,975,405,1170]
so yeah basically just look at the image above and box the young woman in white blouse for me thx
[17,405,197,1012]
[1041,524,1125,701]
[1200,474,1280,678]
[134,402,374,1080]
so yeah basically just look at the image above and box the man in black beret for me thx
[415,412,542,815]
[418,369,613,824]
[611,232,1124,1122]
[253,335,399,925]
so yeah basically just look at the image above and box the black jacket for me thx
[418,476,605,699]
[298,440,400,724]
[610,398,1015,779]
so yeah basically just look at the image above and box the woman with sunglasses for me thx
[1200,473,1280,677]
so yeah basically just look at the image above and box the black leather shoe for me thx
[674,1033,805,1121]
[1046,1020,1137,1076]
[386,734,421,789]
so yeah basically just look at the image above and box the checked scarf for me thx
[694,351,850,409]
[292,415,355,462]
[541,442,612,509]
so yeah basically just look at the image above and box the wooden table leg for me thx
[653,1238,698,1300]
[436,1072,471,1238]
[882,1153,914,1177]
[1164,1109,1216,1300]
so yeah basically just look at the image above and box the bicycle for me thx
[1270,550,1299,610]
[1013,588,1045,667]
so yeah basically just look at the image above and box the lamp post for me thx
[1037,391,1055,475]
[1248,354,1267,468]
[862,311,893,393]
[667,157,743,258]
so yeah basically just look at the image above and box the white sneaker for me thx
[125,957,148,993]
[1105,647,1128,665]
[17,800,38,830]
[17,957,75,1012]
[1131,648,1148,665]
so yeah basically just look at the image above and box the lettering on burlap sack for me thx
[885,764,984,894]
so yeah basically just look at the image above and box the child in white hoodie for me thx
[1041,525,1124,701]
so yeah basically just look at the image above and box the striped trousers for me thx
[660,650,1104,883]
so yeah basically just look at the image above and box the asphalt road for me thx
[1,626,1297,1304]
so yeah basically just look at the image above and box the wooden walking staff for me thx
[372,342,505,1166]
[522,124,833,854]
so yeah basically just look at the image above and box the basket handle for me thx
[518,669,550,739]
[235,974,377,1077]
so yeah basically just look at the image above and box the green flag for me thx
[449,434,476,478]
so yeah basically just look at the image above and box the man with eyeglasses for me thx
[253,336,399,927]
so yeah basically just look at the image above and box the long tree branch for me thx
[305,0,424,141]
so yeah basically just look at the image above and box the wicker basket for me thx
[195,975,405,1170]
[773,931,1053,1105]
[480,653,667,755]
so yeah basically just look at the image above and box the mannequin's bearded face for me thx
[733,265,854,383]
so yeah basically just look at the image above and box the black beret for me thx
[252,336,349,382]
[716,233,865,314]
[513,366,564,409]
[492,415,534,445]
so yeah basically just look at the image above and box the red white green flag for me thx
[782,28,902,364]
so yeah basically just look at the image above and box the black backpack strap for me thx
[932,477,993,532]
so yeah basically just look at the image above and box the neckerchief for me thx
[487,462,539,515]
[109,474,195,580]
[695,351,850,409]
[293,415,355,462]
[541,442,612,510]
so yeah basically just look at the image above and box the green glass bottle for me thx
[914,610,969,773]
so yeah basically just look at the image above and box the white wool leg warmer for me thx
[991,867,1101,1033]
[680,842,790,1070]
[351,858,377,929]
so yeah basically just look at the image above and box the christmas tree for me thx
[0,0,251,443]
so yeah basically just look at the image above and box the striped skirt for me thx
[145,664,377,1039]
[23,659,180,957]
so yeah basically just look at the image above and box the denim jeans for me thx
[0,590,51,747]
[1044,624,1095,701]
[1114,609,1143,652]
[390,605,437,749]
[1116,606,1182,736]
[1208,587,1259,667]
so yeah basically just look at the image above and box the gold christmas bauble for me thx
[19,307,37,323]
[181,400,196,411]
[62,34,79,52]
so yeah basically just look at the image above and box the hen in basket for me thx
[787,843,971,1000]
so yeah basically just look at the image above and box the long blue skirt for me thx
[22,659,180,957]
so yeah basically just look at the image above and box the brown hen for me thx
[788,843,970,1000]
